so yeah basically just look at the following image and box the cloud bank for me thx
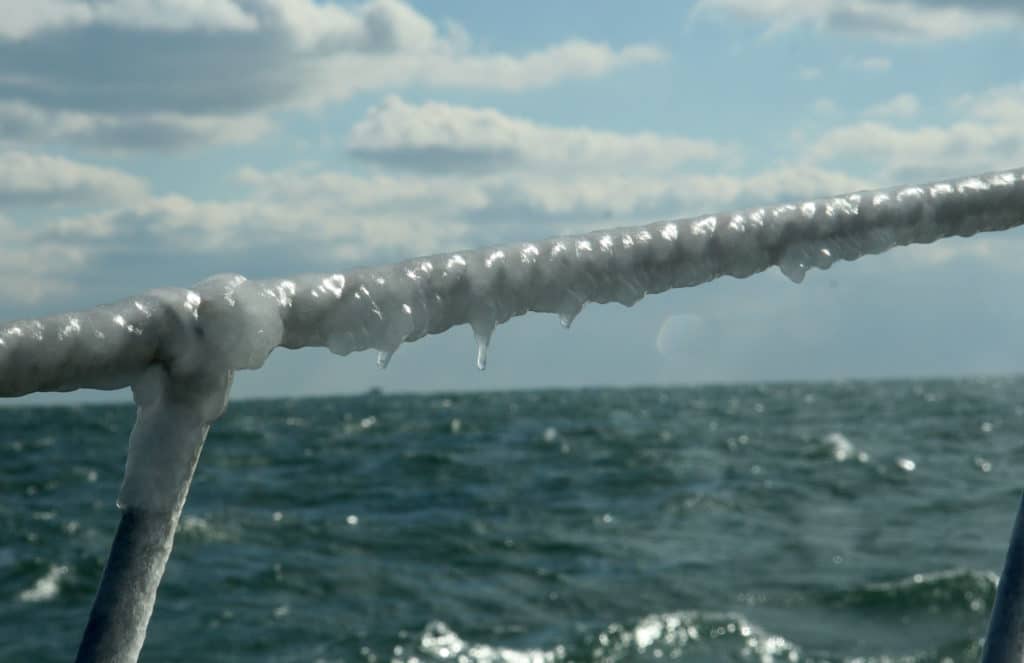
[694,0,1024,40]
[0,0,662,151]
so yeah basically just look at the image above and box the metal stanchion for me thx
[982,490,1024,662]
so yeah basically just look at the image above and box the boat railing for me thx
[2,167,1023,662]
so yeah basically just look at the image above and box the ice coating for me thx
[74,366,233,663]
[2,167,1023,400]
[120,365,233,512]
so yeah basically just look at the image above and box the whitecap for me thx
[589,611,801,662]
[821,432,870,463]
[18,564,68,603]
[176,514,235,542]
[410,621,564,663]
[401,612,803,663]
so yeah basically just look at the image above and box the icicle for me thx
[474,333,490,370]
[814,245,836,270]
[778,256,808,284]
[610,276,645,307]
[557,289,586,329]
[376,349,395,369]
[469,319,494,370]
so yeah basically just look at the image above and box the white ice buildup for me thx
[70,364,233,663]
[2,168,1023,401]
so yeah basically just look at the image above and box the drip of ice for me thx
[558,295,584,329]
[470,318,494,370]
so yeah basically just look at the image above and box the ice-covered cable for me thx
[1,167,1023,399]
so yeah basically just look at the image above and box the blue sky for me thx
[2,0,1023,405]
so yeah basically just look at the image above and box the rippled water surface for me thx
[3,378,1024,661]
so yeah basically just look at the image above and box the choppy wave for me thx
[396,608,986,663]
[18,564,68,603]
[397,612,802,663]
[175,513,240,543]
[586,612,801,663]
[818,433,870,464]
[3,379,1021,661]
[831,569,997,615]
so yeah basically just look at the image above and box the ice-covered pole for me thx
[0,166,1021,662]
[983,489,1024,662]
[75,368,232,663]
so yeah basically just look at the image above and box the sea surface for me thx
[2,378,1023,662]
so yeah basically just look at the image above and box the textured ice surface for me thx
[120,365,232,511]
[2,167,1022,399]
[74,365,233,663]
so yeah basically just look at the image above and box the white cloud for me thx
[409,41,664,90]
[0,0,257,40]
[863,93,919,118]
[0,101,271,150]
[0,0,663,151]
[0,214,86,302]
[735,165,871,203]
[262,0,442,52]
[237,166,490,214]
[952,82,1024,123]
[218,87,1019,263]
[8,92,884,302]
[809,83,1024,181]
[8,67,1020,303]
[467,166,870,231]
[0,150,146,205]
[38,158,870,298]
[347,96,725,174]
[694,0,1021,40]
[812,120,1020,179]
[1,1,91,41]
[50,189,470,268]
[25,66,1024,307]
[286,41,663,111]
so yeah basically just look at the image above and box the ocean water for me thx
[2,378,1023,662]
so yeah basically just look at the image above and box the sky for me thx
[1,0,1023,405]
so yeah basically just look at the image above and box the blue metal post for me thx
[982,489,1024,662]
[74,510,178,663]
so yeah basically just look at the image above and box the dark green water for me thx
[2,378,1023,662]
